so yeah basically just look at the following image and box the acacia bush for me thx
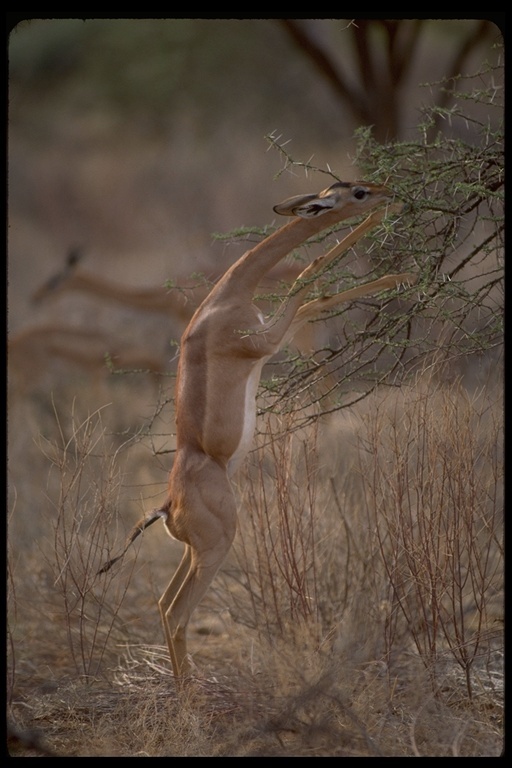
[8,52,503,757]
[259,56,503,428]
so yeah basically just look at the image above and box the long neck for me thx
[220,215,335,298]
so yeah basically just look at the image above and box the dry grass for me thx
[7,27,503,756]
[7,371,503,756]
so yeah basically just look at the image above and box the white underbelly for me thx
[227,357,267,477]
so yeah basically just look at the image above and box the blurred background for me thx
[7,19,504,755]
[8,15,503,537]
[7,15,503,535]
[8,18,501,326]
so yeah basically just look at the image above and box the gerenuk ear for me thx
[272,192,328,218]
[274,182,391,219]
[273,183,359,218]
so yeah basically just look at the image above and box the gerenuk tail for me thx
[97,507,167,574]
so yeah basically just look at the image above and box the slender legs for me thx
[159,455,237,678]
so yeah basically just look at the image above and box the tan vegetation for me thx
[8,18,503,757]
[8,371,503,756]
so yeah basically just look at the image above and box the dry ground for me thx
[8,44,503,752]
[7,376,504,757]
